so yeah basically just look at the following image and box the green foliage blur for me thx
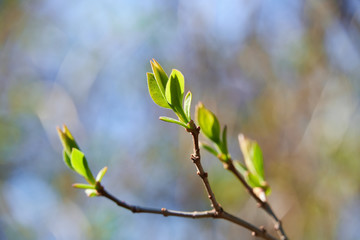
[1,1,360,240]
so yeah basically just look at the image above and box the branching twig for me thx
[186,121,222,212]
[97,185,278,240]
[224,160,288,240]
[97,186,216,218]
[94,120,280,240]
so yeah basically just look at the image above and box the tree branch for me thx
[94,120,280,240]
[186,121,222,212]
[97,185,278,240]
[224,160,288,240]
[97,186,216,218]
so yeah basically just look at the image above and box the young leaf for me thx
[183,91,192,122]
[71,149,96,184]
[150,59,168,95]
[63,149,74,170]
[96,166,108,182]
[147,72,170,108]
[221,125,228,154]
[165,70,188,122]
[238,134,265,181]
[247,172,263,188]
[264,184,271,196]
[233,161,247,177]
[195,102,221,143]
[85,189,99,197]
[57,125,80,158]
[200,142,219,157]
[72,183,96,189]
[159,116,189,128]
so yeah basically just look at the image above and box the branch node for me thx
[161,208,169,217]
[131,206,138,213]
[197,171,208,179]
[251,231,257,237]
[223,163,230,170]
[191,155,200,163]
[260,225,266,233]
[274,221,281,230]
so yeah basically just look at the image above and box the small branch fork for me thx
[224,160,288,240]
[95,121,281,240]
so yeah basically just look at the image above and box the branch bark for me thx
[224,160,288,240]
[97,185,278,240]
[94,120,280,240]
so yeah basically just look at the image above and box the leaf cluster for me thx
[57,125,107,197]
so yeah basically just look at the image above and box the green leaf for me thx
[221,125,228,154]
[183,91,192,122]
[57,125,80,158]
[238,134,265,181]
[165,70,187,122]
[247,172,263,188]
[195,102,221,143]
[233,161,247,177]
[150,59,169,96]
[147,72,170,108]
[264,185,271,196]
[234,160,271,196]
[200,142,219,157]
[72,183,96,189]
[96,166,108,182]
[251,143,265,180]
[85,189,98,197]
[63,149,74,170]
[159,116,189,128]
[71,149,96,184]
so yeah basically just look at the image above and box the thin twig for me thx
[97,186,215,218]
[94,120,280,240]
[224,160,288,240]
[97,185,278,240]
[186,121,222,212]
[186,121,278,240]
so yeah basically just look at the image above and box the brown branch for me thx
[97,186,216,218]
[97,185,278,240]
[93,120,280,240]
[186,121,278,240]
[186,121,222,212]
[224,160,288,240]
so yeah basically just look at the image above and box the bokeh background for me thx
[1,0,360,239]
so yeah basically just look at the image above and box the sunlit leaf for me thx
[247,172,263,188]
[57,125,79,158]
[85,189,98,197]
[63,149,74,170]
[238,134,265,181]
[147,72,170,108]
[165,70,187,122]
[184,91,192,122]
[150,59,168,96]
[221,125,228,154]
[233,160,247,176]
[159,116,189,128]
[71,149,96,184]
[200,142,219,157]
[96,166,108,182]
[196,102,220,143]
[72,183,96,189]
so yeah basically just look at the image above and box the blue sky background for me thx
[1,0,360,239]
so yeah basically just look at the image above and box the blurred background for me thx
[1,0,360,239]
